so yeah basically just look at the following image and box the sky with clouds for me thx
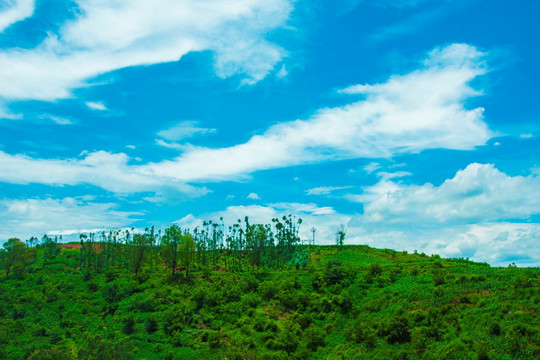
[1,0,539,266]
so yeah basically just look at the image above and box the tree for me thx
[41,235,61,262]
[1,238,37,278]
[131,233,152,276]
[336,225,346,248]
[161,225,182,276]
[179,233,196,278]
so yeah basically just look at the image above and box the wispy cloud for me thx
[37,113,73,125]
[0,150,209,196]
[0,0,34,32]
[157,120,216,142]
[145,43,492,181]
[85,101,107,111]
[0,0,292,105]
[155,139,184,150]
[0,43,493,195]
[363,162,382,174]
[305,185,353,195]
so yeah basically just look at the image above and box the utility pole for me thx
[311,227,316,246]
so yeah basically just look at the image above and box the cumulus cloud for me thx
[355,163,540,225]
[0,0,292,103]
[247,192,260,200]
[0,0,34,32]
[434,223,540,266]
[144,43,493,181]
[0,196,140,241]
[338,163,540,266]
[344,221,540,267]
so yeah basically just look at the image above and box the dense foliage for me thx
[0,219,539,359]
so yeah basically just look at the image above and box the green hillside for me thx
[0,234,538,359]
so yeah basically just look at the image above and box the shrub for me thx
[346,319,366,343]
[253,313,269,332]
[102,283,119,303]
[87,282,99,292]
[122,315,135,335]
[242,292,262,309]
[386,316,411,344]
[28,347,73,360]
[297,314,312,330]
[411,326,430,353]
[259,281,279,300]
[145,316,158,333]
[304,325,325,351]
[433,271,445,286]
[368,263,382,277]
[164,312,183,335]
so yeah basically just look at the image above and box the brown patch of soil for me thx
[59,243,105,252]
[59,243,81,250]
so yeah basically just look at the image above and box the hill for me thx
[0,241,538,360]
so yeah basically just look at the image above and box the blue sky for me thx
[0,0,539,266]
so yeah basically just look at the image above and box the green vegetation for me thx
[0,217,539,359]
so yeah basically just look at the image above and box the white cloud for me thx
[270,202,338,216]
[144,43,493,181]
[0,197,140,241]
[433,223,540,266]
[0,0,34,32]
[0,149,209,196]
[355,163,540,225]
[85,101,107,111]
[157,120,216,141]
[155,139,185,150]
[335,164,540,266]
[277,64,288,78]
[247,192,260,200]
[305,185,353,195]
[0,43,494,196]
[0,0,293,103]
[364,162,382,174]
[344,221,540,267]
[345,170,410,203]
[37,113,73,125]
